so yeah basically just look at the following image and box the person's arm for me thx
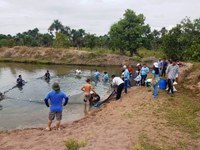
[81,86,85,92]
[44,93,50,107]
[146,68,150,74]
[165,66,169,79]
[63,95,68,106]
[44,98,49,107]
[151,71,155,84]
[176,66,180,82]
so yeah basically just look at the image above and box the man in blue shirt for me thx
[94,69,100,86]
[103,71,109,83]
[44,82,68,131]
[122,65,130,93]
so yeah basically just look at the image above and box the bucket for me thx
[159,79,167,90]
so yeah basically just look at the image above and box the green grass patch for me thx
[138,48,166,59]
[164,93,200,139]
[64,138,87,150]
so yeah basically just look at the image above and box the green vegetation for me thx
[109,9,150,56]
[165,94,200,139]
[162,17,200,61]
[137,48,165,59]
[136,133,161,150]
[0,9,199,61]
[64,138,87,150]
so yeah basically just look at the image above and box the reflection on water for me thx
[0,63,120,131]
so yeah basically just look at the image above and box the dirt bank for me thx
[0,62,199,150]
[0,46,137,66]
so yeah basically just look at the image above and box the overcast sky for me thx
[0,0,199,35]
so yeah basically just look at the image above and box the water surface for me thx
[0,63,120,131]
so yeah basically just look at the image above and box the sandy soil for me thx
[0,63,199,150]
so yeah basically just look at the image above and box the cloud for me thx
[0,0,199,35]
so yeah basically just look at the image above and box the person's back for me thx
[81,79,96,104]
[103,72,109,83]
[112,77,124,86]
[112,75,124,100]
[82,82,93,94]
[46,90,67,112]
[141,66,149,75]
[94,70,100,79]
[44,82,68,131]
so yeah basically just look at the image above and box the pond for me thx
[0,63,121,131]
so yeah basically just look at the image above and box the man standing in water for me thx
[44,82,68,131]
[16,75,24,86]
[81,79,97,106]
[44,70,50,80]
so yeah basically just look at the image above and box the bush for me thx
[64,138,87,150]
[184,44,200,61]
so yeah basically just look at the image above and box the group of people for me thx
[43,60,180,131]
[94,69,109,84]
[134,58,179,98]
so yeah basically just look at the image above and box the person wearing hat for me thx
[44,82,68,131]
[121,65,130,93]
[151,62,160,98]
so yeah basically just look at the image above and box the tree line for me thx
[0,9,199,61]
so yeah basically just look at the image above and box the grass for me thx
[79,47,118,55]
[135,132,192,150]
[164,93,200,139]
[138,48,166,59]
[136,133,162,150]
[64,138,87,150]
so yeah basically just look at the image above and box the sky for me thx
[0,0,199,36]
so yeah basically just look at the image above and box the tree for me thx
[109,9,150,56]
[84,34,97,49]
[71,29,85,48]
[40,33,53,47]
[162,17,200,61]
[53,32,70,48]
[48,20,64,36]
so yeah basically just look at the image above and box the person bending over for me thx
[111,75,124,100]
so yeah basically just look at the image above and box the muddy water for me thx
[0,63,121,131]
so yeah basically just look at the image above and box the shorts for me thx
[83,93,91,102]
[49,111,62,121]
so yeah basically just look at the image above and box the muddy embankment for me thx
[0,46,144,66]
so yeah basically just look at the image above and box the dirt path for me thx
[0,63,199,150]
[0,88,198,150]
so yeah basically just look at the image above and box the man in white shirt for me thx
[111,75,124,100]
